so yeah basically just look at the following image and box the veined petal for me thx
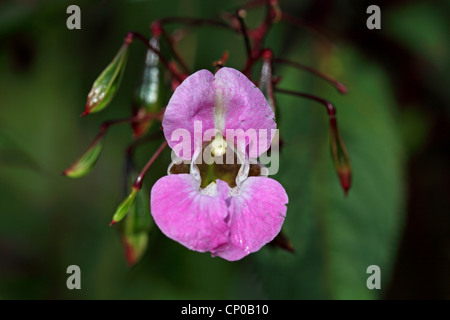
[214,176,288,261]
[163,68,277,160]
[215,67,276,156]
[150,174,230,253]
[162,70,216,159]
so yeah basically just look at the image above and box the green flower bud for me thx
[82,36,131,116]
[330,119,352,195]
[132,36,166,138]
[110,186,138,226]
[63,138,103,178]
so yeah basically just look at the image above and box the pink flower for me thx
[150,67,288,261]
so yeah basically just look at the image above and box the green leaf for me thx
[63,139,103,178]
[255,45,406,299]
[83,40,130,116]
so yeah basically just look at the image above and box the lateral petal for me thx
[150,174,230,253]
[162,70,215,159]
[215,176,288,261]
[215,67,277,157]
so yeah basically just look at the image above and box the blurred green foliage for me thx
[0,0,448,299]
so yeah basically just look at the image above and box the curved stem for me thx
[274,88,336,116]
[242,1,279,77]
[275,87,351,195]
[90,111,165,150]
[133,141,168,190]
[126,131,164,158]
[274,58,348,94]
[123,131,164,195]
[127,32,185,83]
[236,9,252,60]
[158,26,191,75]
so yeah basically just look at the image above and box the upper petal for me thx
[150,173,230,253]
[163,68,277,160]
[162,70,216,159]
[214,176,288,261]
[215,67,276,156]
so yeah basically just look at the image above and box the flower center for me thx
[169,151,265,189]
[210,132,227,157]
[198,156,239,188]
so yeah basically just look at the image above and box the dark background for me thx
[0,0,448,299]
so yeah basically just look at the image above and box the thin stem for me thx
[90,111,165,149]
[275,87,351,195]
[274,88,336,117]
[242,50,264,78]
[251,0,280,52]
[274,58,348,94]
[157,25,191,75]
[126,131,164,157]
[127,32,185,83]
[123,131,164,196]
[242,1,279,77]
[133,140,168,190]
[236,9,252,60]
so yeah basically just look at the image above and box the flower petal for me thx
[215,67,276,156]
[150,173,230,253]
[214,176,288,261]
[162,70,215,159]
[163,68,277,159]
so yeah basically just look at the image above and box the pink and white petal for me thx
[214,176,288,261]
[150,174,230,253]
[162,70,216,159]
[214,67,277,156]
